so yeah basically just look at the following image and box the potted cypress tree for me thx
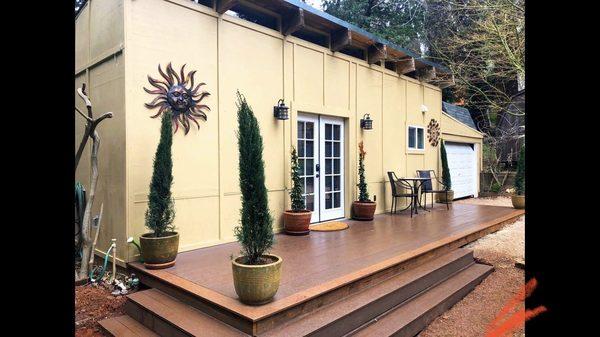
[231,92,282,305]
[511,145,525,209]
[140,111,179,269]
[283,147,312,235]
[352,142,376,220]
[437,140,455,203]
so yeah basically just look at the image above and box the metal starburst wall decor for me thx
[144,63,210,134]
[427,119,441,146]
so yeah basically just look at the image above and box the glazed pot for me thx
[232,254,283,305]
[437,190,455,203]
[140,232,179,269]
[352,201,377,221]
[283,210,312,235]
[511,194,525,209]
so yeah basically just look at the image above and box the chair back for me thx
[417,170,433,191]
[387,172,399,196]
[388,171,411,195]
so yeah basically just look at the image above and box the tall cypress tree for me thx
[145,111,176,237]
[357,141,370,202]
[515,145,525,195]
[290,147,306,212]
[234,92,274,265]
[440,140,452,191]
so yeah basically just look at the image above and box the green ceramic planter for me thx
[437,190,454,203]
[140,232,179,269]
[511,195,525,209]
[232,254,282,305]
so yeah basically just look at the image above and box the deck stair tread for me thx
[261,248,474,337]
[349,263,493,337]
[99,315,160,337]
[126,288,250,337]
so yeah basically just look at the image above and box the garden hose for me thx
[90,243,114,282]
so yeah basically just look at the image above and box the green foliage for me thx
[357,142,370,202]
[145,111,176,237]
[514,145,525,195]
[234,92,274,265]
[289,147,306,212]
[440,141,452,191]
[490,182,501,194]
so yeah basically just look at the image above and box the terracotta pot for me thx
[140,232,179,269]
[283,210,312,235]
[352,201,377,221]
[232,254,282,305]
[437,190,455,203]
[511,194,525,209]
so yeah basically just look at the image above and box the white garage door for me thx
[445,142,478,199]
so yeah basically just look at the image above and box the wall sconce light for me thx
[273,99,289,120]
[360,113,373,130]
[420,104,429,114]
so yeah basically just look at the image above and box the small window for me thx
[408,126,425,150]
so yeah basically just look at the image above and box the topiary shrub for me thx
[145,111,176,237]
[440,140,452,191]
[357,141,371,202]
[515,145,525,195]
[234,92,274,265]
[289,147,306,212]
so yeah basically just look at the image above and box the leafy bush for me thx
[515,145,525,195]
[357,142,371,202]
[234,92,274,265]
[289,147,306,212]
[440,140,452,191]
[145,111,176,237]
[490,182,502,193]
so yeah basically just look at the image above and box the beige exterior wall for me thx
[76,0,483,264]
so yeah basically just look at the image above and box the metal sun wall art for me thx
[427,119,441,146]
[144,63,210,134]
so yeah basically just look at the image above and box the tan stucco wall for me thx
[77,0,483,264]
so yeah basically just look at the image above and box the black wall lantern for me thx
[360,113,373,130]
[273,99,289,120]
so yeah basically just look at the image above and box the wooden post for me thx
[283,8,305,36]
[417,66,437,81]
[331,28,352,52]
[368,43,387,64]
[396,57,416,75]
[216,0,239,14]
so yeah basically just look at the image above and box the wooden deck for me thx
[129,203,523,334]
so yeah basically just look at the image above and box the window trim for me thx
[407,125,425,151]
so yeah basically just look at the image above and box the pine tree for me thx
[234,92,274,265]
[145,111,176,237]
[440,140,452,191]
[290,147,306,212]
[514,145,525,195]
[357,142,370,202]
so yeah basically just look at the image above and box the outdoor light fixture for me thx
[420,104,429,114]
[360,113,373,130]
[273,99,289,120]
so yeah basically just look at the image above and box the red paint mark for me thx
[485,277,547,337]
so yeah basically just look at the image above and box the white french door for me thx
[297,114,345,223]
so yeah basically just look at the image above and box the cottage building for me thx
[75,0,484,265]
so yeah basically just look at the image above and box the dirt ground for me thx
[418,196,525,337]
[75,284,127,337]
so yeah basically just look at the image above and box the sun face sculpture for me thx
[144,63,210,134]
[427,119,441,146]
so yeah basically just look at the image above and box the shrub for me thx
[490,182,502,193]
[234,92,274,265]
[357,142,370,202]
[289,147,306,212]
[145,111,176,237]
[515,145,525,195]
[440,140,452,191]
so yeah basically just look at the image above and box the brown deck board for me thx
[129,204,523,322]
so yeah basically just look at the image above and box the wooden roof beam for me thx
[216,0,239,14]
[417,66,436,81]
[430,72,455,89]
[283,7,305,36]
[331,28,353,52]
[368,43,387,65]
[396,57,416,75]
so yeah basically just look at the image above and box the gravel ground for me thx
[418,196,525,337]
[75,284,127,337]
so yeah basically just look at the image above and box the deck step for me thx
[348,263,494,337]
[125,288,250,337]
[260,248,475,337]
[99,315,159,337]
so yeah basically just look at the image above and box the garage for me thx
[445,142,478,199]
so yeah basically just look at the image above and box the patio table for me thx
[400,177,431,215]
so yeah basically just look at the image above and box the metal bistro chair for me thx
[416,170,450,210]
[387,172,417,217]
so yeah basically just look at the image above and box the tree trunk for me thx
[77,131,101,282]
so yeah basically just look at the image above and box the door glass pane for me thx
[333,175,340,190]
[333,125,340,140]
[298,140,305,156]
[306,194,314,211]
[325,124,332,140]
[417,128,424,149]
[325,176,332,192]
[306,159,314,175]
[408,127,416,148]
[325,141,332,157]
[306,141,314,157]
[325,193,332,208]
[333,142,340,157]
[333,159,340,174]
[325,159,332,174]
[333,192,340,208]
[299,159,305,174]
[306,122,314,139]
[306,177,314,194]
[298,122,305,139]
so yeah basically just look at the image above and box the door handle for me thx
[315,164,320,178]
